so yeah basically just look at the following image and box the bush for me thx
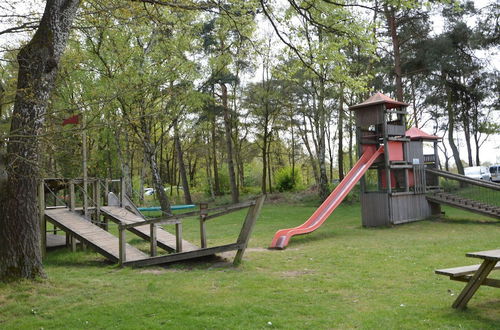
[275,167,301,192]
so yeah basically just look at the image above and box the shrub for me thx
[275,167,301,192]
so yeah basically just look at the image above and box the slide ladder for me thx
[270,146,384,249]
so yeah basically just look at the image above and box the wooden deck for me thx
[100,206,199,252]
[44,208,148,262]
[426,192,500,219]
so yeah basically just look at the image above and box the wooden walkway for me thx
[427,192,500,219]
[44,208,148,262]
[100,206,199,252]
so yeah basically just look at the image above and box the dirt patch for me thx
[139,268,172,275]
[280,270,316,277]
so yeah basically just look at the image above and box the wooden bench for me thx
[436,263,500,287]
[435,250,500,309]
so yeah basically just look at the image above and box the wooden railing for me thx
[117,196,265,266]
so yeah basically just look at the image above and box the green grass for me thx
[1,202,499,329]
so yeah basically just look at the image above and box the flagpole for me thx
[82,113,88,220]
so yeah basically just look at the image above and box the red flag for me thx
[62,114,80,126]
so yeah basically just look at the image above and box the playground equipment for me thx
[40,178,265,266]
[270,145,384,249]
[137,205,196,212]
[270,92,500,249]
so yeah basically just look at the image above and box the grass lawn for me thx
[0,201,499,329]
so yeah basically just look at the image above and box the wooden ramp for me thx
[427,192,500,219]
[44,208,148,262]
[100,206,199,252]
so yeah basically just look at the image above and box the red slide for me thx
[269,145,384,249]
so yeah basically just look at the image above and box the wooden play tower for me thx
[349,93,441,227]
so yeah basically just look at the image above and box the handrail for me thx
[121,199,258,229]
[426,168,500,191]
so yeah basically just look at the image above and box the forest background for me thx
[0,0,498,280]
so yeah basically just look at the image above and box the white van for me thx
[464,166,491,181]
[490,165,500,182]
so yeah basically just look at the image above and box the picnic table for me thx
[435,249,500,309]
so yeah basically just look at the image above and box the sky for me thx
[1,0,499,165]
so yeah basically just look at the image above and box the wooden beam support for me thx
[175,223,183,253]
[69,181,76,212]
[118,225,126,266]
[150,224,157,257]
[123,243,243,267]
[233,195,266,266]
[452,260,497,309]
[199,203,208,248]
[39,180,46,258]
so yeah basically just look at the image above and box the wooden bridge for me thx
[40,178,265,267]
[425,168,500,220]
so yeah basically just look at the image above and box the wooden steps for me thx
[426,192,500,219]
[44,208,148,262]
[100,206,199,253]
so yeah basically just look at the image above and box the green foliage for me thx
[274,166,301,192]
[440,178,460,192]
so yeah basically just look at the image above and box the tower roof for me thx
[349,92,409,110]
[405,127,441,140]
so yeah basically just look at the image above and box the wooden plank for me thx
[426,194,500,219]
[447,275,500,288]
[426,168,500,191]
[39,180,46,258]
[233,195,266,265]
[466,250,500,260]
[435,263,500,277]
[452,260,498,309]
[123,243,243,267]
[101,206,198,252]
[204,201,257,221]
[45,208,147,263]
[150,224,157,257]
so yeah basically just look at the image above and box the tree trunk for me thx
[338,87,345,181]
[220,83,239,203]
[384,5,404,102]
[0,0,79,281]
[317,74,329,201]
[143,138,171,214]
[446,83,464,175]
[261,126,268,194]
[174,122,192,204]
[210,116,221,195]
[114,130,132,197]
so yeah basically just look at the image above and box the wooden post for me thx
[104,179,109,205]
[233,195,266,265]
[70,234,77,252]
[94,179,101,226]
[119,224,126,266]
[39,180,46,258]
[82,117,89,220]
[150,224,157,257]
[120,177,126,207]
[69,181,76,211]
[199,203,208,248]
[175,223,183,253]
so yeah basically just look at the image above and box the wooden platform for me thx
[100,206,199,252]
[426,192,500,219]
[44,208,148,262]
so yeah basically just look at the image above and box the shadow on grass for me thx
[435,217,499,226]
[445,299,500,324]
